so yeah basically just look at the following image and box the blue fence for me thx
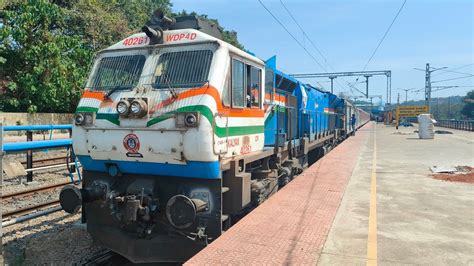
[3,139,72,153]
[1,123,77,182]
[3,124,72,132]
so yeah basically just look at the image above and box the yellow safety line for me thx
[367,123,378,266]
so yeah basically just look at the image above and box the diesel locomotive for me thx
[60,11,369,263]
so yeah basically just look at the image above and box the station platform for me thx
[186,122,474,265]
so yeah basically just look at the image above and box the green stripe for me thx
[96,113,120,125]
[146,113,174,127]
[76,106,98,113]
[276,105,286,112]
[76,106,119,125]
[147,105,263,137]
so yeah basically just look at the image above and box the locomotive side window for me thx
[222,71,231,106]
[265,68,274,103]
[90,55,146,90]
[231,59,245,108]
[247,66,261,108]
[154,50,213,89]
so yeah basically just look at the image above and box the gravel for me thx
[2,211,104,265]
[2,148,102,265]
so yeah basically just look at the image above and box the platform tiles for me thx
[186,123,372,265]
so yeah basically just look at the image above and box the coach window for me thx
[265,68,274,103]
[231,59,245,108]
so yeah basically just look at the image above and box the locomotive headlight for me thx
[84,113,94,125]
[130,99,148,118]
[184,113,197,127]
[116,100,130,116]
[175,112,199,128]
[74,113,85,126]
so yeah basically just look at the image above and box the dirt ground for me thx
[432,166,474,184]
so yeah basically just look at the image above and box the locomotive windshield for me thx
[154,50,213,89]
[89,54,146,91]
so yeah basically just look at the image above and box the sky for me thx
[172,0,473,104]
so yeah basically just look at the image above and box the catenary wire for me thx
[278,0,354,95]
[431,69,473,77]
[432,63,474,77]
[361,0,407,72]
[257,0,327,72]
[349,0,407,88]
[257,0,366,97]
[432,75,474,83]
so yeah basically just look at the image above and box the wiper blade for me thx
[105,86,131,99]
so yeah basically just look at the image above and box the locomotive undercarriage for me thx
[61,170,223,262]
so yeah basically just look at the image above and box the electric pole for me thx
[414,64,447,113]
[425,63,430,111]
[329,76,336,94]
[398,88,410,105]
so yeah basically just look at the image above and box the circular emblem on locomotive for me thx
[123,133,140,153]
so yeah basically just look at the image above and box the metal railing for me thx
[436,119,474,132]
[0,123,76,182]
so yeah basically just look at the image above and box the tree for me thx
[0,1,93,113]
[172,10,244,49]
[460,90,474,119]
[0,0,172,113]
[0,1,244,113]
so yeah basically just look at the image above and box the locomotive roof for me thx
[102,29,264,66]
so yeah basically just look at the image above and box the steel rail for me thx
[2,199,61,218]
[2,206,63,227]
[20,156,68,165]
[2,181,72,200]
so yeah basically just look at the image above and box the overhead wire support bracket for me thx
[290,70,392,102]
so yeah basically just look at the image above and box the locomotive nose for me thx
[60,185,82,214]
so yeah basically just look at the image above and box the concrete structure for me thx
[187,122,474,265]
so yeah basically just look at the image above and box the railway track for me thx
[82,249,131,266]
[2,181,77,225]
[2,199,61,218]
[2,180,72,200]
[20,156,68,167]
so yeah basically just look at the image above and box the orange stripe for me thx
[82,86,264,118]
[275,94,286,103]
[82,89,105,101]
[265,92,286,103]
[152,86,264,118]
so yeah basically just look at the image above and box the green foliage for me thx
[1,1,243,113]
[460,90,474,119]
[404,96,465,120]
[172,10,244,49]
[0,0,94,113]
